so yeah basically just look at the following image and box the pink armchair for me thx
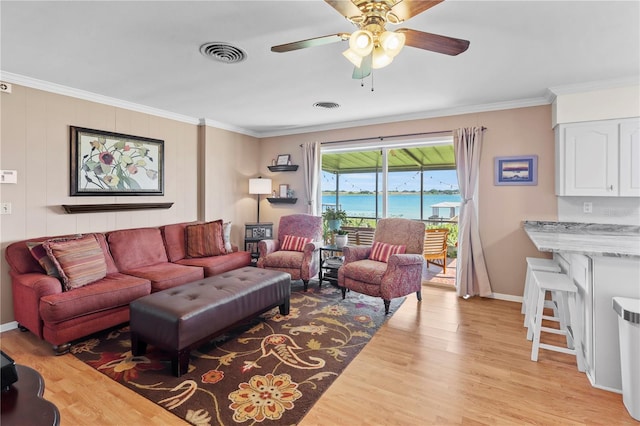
[338,218,426,314]
[257,214,323,291]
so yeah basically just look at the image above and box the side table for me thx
[1,364,60,426]
[244,222,273,266]
[319,245,344,286]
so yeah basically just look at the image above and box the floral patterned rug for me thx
[70,281,404,425]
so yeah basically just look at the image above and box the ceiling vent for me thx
[313,102,340,109]
[200,42,247,64]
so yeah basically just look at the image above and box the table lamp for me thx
[249,177,272,223]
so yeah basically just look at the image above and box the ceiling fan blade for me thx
[390,0,444,22]
[271,33,349,53]
[397,28,469,56]
[324,1,363,19]
[352,53,372,79]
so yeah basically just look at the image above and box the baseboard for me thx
[0,321,18,333]
[487,292,523,303]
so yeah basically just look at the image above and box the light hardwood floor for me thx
[1,283,635,425]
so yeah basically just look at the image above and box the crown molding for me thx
[0,71,201,125]
[198,118,260,138]
[547,76,640,97]
[255,96,551,138]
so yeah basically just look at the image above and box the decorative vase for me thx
[335,234,348,249]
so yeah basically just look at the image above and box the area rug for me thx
[71,281,404,425]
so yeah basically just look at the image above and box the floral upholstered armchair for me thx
[257,214,323,291]
[338,218,426,314]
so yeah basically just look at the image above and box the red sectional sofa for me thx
[5,222,251,354]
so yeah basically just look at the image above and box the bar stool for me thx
[528,270,584,372]
[522,257,561,328]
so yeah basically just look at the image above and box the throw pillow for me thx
[281,235,312,252]
[223,221,232,253]
[369,241,406,263]
[26,241,61,278]
[186,220,226,258]
[43,234,107,291]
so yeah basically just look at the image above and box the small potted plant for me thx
[322,207,348,232]
[333,229,349,248]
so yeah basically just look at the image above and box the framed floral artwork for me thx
[70,126,164,196]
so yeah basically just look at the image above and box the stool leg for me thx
[567,292,585,372]
[522,267,532,315]
[530,288,546,361]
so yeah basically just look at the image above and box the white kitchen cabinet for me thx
[619,120,640,196]
[555,117,640,197]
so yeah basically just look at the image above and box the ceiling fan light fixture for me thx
[349,30,374,56]
[342,48,364,68]
[372,46,393,69]
[379,31,405,57]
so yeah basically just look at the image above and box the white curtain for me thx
[302,141,321,215]
[454,127,492,298]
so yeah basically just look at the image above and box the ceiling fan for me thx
[271,0,470,79]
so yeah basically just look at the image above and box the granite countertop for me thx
[524,221,640,258]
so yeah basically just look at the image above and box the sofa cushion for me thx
[369,241,406,263]
[280,235,311,252]
[122,262,204,292]
[186,220,226,258]
[161,222,193,262]
[342,259,388,285]
[43,234,107,291]
[39,273,151,324]
[176,250,251,277]
[108,228,168,271]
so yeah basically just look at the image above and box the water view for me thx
[322,193,461,220]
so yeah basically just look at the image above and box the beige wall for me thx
[0,85,260,324]
[260,105,558,298]
[0,83,556,326]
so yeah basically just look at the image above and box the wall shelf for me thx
[268,165,298,172]
[62,202,174,214]
[267,198,297,204]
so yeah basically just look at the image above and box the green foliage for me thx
[426,222,459,248]
[322,207,348,222]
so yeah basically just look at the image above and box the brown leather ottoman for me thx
[130,267,290,377]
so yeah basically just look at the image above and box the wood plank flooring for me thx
[1,284,635,425]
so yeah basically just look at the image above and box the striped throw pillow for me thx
[26,241,61,278]
[186,220,226,258]
[43,234,107,291]
[369,241,406,263]
[281,235,312,252]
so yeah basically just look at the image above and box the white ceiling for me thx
[1,1,638,137]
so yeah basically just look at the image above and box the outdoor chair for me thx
[423,228,449,273]
[257,214,323,291]
[337,218,426,314]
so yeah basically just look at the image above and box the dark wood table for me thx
[318,245,344,286]
[1,364,60,426]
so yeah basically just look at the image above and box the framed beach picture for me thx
[70,126,164,196]
[494,155,538,186]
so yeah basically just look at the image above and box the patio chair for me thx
[257,214,323,291]
[337,218,426,314]
[423,228,449,273]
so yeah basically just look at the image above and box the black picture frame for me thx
[70,126,164,196]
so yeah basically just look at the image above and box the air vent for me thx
[313,102,340,109]
[199,42,247,64]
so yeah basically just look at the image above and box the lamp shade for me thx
[349,30,374,57]
[379,31,405,57]
[249,178,272,195]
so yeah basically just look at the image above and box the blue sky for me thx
[322,170,459,193]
